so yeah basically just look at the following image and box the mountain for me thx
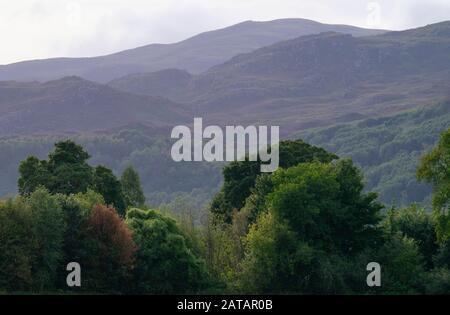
[0,76,188,135]
[0,19,385,83]
[110,21,450,135]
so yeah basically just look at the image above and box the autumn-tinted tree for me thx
[82,204,136,293]
[121,166,146,209]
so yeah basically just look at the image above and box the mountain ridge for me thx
[109,21,450,134]
[0,18,386,83]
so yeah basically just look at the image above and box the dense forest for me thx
[0,127,449,294]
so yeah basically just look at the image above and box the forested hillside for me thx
[0,102,448,212]
[298,101,450,206]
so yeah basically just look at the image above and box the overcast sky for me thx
[1,0,449,65]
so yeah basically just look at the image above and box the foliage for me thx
[121,166,146,209]
[211,139,337,223]
[126,208,209,294]
[0,188,65,292]
[17,140,129,216]
[81,204,136,293]
[93,166,126,216]
[417,128,450,243]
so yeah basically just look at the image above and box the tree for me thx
[93,166,126,216]
[47,140,93,195]
[417,128,450,243]
[121,166,145,209]
[211,139,338,223]
[383,205,438,269]
[267,159,382,254]
[17,140,131,216]
[0,188,66,292]
[18,140,93,196]
[236,160,384,294]
[18,157,50,195]
[82,204,136,293]
[126,208,209,294]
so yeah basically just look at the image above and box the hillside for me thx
[0,19,385,83]
[0,76,188,135]
[297,101,450,206]
[110,21,450,135]
[0,101,447,209]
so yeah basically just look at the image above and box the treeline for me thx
[0,129,449,294]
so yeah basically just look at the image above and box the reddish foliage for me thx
[87,204,137,266]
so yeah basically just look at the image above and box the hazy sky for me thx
[1,0,449,65]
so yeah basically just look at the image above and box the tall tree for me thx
[121,166,146,209]
[93,166,126,216]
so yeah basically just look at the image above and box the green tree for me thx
[18,157,50,195]
[93,166,126,216]
[417,128,450,243]
[211,140,337,223]
[47,140,93,195]
[18,140,93,196]
[237,160,384,294]
[17,140,131,216]
[268,159,382,253]
[0,188,66,292]
[121,166,145,209]
[126,208,209,294]
[383,205,438,268]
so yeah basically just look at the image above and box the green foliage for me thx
[121,166,145,209]
[266,160,383,254]
[17,156,50,195]
[211,139,337,223]
[126,208,209,294]
[0,188,65,292]
[418,128,450,243]
[235,160,384,293]
[2,130,450,295]
[93,165,126,216]
[373,234,427,294]
[383,205,438,268]
[17,140,130,215]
